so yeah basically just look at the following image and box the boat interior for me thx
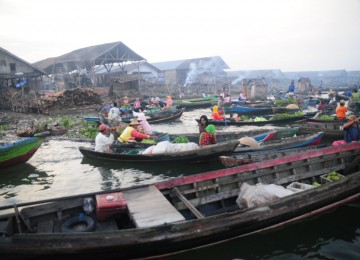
[0,147,359,236]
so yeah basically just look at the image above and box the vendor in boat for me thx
[117,119,153,143]
[238,92,247,101]
[133,98,142,110]
[343,115,360,143]
[137,114,153,135]
[212,105,225,120]
[95,124,115,152]
[122,96,129,106]
[162,96,173,110]
[199,124,217,146]
[198,115,209,133]
[108,102,122,123]
[336,100,348,121]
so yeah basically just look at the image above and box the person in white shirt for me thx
[95,124,115,152]
[108,102,122,123]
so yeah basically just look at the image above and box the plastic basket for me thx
[320,173,345,184]
[286,182,314,193]
[156,133,170,142]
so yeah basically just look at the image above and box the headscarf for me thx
[138,114,152,134]
[205,124,216,135]
[212,105,219,113]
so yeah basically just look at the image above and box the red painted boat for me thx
[0,142,359,259]
[0,137,43,168]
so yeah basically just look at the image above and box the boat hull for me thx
[1,142,360,259]
[0,137,43,168]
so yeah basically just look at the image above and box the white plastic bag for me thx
[236,183,293,209]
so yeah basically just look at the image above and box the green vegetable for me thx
[312,182,321,187]
[173,136,189,143]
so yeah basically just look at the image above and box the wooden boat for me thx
[233,132,324,154]
[1,142,360,259]
[169,128,297,143]
[79,140,240,163]
[173,97,217,109]
[93,108,185,126]
[0,137,43,168]
[292,120,344,138]
[229,105,273,115]
[220,143,329,167]
[271,107,300,114]
[196,116,306,126]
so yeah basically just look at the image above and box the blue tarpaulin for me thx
[15,80,27,88]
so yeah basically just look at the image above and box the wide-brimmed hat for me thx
[129,119,141,125]
[340,99,345,104]
[123,96,128,99]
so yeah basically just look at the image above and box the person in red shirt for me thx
[199,124,217,146]
[212,105,225,120]
[336,100,348,121]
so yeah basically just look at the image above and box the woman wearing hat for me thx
[95,124,115,152]
[117,119,152,143]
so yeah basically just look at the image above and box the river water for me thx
[1,108,359,259]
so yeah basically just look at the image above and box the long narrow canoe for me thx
[233,132,324,154]
[79,140,240,163]
[220,143,329,167]
[1,142,359,259]
[196,116,306,126]
[292,120,344,138]
[0,137,43,168]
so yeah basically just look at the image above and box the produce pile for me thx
[173,136,189,143]
[323,171,344,182]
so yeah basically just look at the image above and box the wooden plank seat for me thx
[123,185,185,228]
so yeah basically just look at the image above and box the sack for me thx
[239,136,259,147]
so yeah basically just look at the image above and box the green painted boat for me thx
[0,137,43,168]
[174,96,217,109]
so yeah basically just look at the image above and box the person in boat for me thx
[199,124,217,146]
[108,102,122,123]
[98,102,112,117]
[351,88,360,102]
[317,99,326,112]
[117,119,153,143]
[288,80,295,96]
[137,114,153,135]
[166,96,173,107]
[133,98,142,110]
[212,105,225,120]
[95,124,115,152]
[238,92,247,101]
[198,115,209,133]
[223,95,231,103]
[122,96,129,106]
[343,115,360,143]
[336,100,348,121]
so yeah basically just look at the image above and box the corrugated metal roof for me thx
[0,47,46,76]
[33,41,146,74]
[152,60,185,71]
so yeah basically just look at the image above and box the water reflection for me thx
[0,163,52,199]
[168,203,360,260]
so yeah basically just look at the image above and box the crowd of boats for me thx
[0,91,359,259]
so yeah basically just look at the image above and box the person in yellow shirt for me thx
[117,119,152,143]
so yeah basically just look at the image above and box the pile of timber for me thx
[11,88,102,114]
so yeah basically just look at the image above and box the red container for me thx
[96,192,127,222]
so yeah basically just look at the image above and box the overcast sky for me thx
[1,0,360,71]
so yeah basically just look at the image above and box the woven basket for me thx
[286,104,299,109]
[239,136,259,147]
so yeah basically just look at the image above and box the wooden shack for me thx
[296,77,312,94]
[243,78,268,101]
